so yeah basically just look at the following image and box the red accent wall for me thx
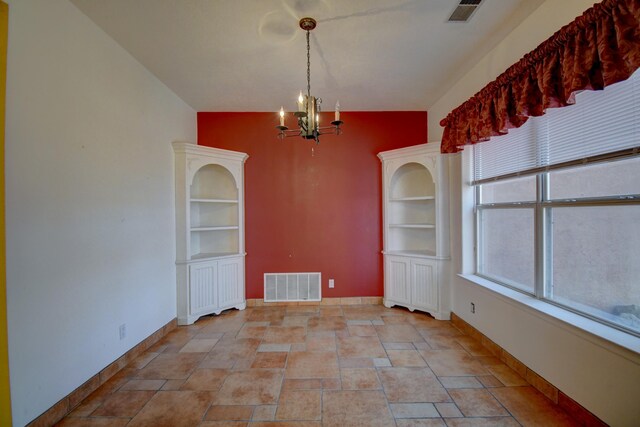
[197,111,428,299]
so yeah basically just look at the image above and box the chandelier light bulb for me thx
[335,101,340,122]
[279,107,285,126]
[297,91,304,111]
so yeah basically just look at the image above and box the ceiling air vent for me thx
[448,0,482,22]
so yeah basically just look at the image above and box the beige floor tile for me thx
[263,326,306,344]
[127,390,213,427]
[319,306,344,316]
[251,352,288,369]
[337,335,386,358]
[247,309,285,324]
[252,405,277,420]
[340,368,381,390]
[282,378,324,390]
[321,378,342,390]
[199,339,261,368]
[322,390,395,427]
[161,379,186,390]
[286,351,339,379]
[444,417,520,426]
[129,352,160,369]
[307,316,347,332]
[477,375,504,388]
[306,335,336,351]
[415,323,463,339]
[375,324,424,342]
[374,357,392,367]
[281,315,310,327]
[180,368,229,391]
[214,370,284,405]
[387,349,428,367]
[204,405,254,421]
[449,389,509,417]
[136,353,205,380]
[339,357,375,368]
[455,336,492,356]
[56,419,131,427]
[419,349,488,376]
[287,305,319,315]
[390,403,440,418]
[198,318,245,334]
[236,325,268,339]
[395,420,447,427]
[435,402,463,418]
[249,422,320,427]
[199,421,248,427]
[487,364,528,387]
[423,336,465,350]
[275,389,322,420]
[491,386,579,426]
[438,376,483,389]
[91,390,155,417]
[67,400,103,418]
[257,343,291,352]
[378,367,451,403]
[179,338,219,353]
[119,379,166,391]
[384,342,415,350]
[347,324,378,336]
[342,306,387,320]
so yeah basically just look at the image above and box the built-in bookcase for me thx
[378,143,450,319]
[173,142,248,325]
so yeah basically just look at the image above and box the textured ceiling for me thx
[70,0,544,111]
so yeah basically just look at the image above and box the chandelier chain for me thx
[306,30,311,98]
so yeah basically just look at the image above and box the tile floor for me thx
[58,305,579,426]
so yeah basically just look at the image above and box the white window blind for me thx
[474,68,640,182]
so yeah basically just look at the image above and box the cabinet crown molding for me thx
[377,142,440,162]
[172,141,249,163]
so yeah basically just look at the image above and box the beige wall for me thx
[5,0,195,425]
[429,1,640,425]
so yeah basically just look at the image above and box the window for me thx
[473,69,640,336]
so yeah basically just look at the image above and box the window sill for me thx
[458,274,640,360]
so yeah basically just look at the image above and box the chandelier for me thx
[276,17,343,144]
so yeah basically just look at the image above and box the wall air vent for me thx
[264,272,321,302]
[448,0,482,22]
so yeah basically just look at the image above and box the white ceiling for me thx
[69,0,544,112]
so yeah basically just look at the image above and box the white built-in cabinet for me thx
[378,143,450,320]
[172,142,248,325]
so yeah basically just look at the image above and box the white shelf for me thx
[389,223,435,229]
[190,198,238,204]
[191,226,239,232]
[191,251,240,260]
[390,196,435,201]
[386,249,437,258]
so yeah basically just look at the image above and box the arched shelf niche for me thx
[189,164,240,259]
[388,162,436,257]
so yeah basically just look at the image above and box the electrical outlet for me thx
[329,279,335,288]
[470,302,476,314]
[119,324,126,340]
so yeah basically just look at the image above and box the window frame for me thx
[472,153,640,338]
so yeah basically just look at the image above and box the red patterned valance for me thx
[440,0,640,154]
